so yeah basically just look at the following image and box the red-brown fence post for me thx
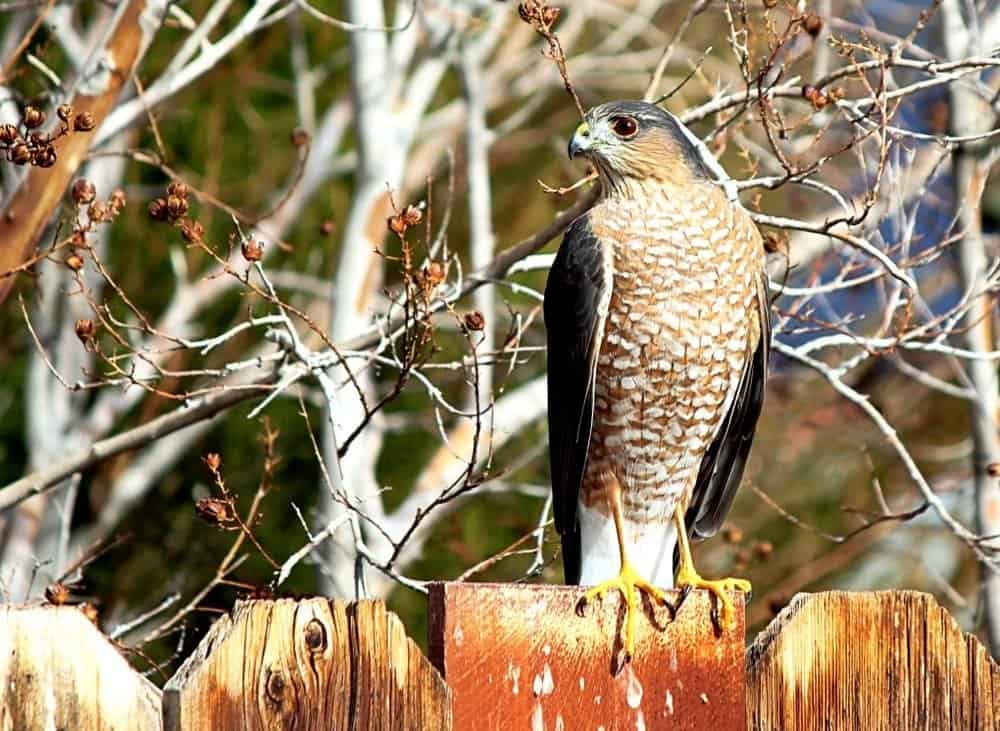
[428,582,745,730]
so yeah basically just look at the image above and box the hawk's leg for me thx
[672,498,750,631]
[581,473,669,659]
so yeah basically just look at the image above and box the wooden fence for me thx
[0,585,997,730]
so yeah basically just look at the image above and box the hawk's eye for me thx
[610,115,638,138]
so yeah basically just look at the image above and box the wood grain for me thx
[162,597,451,731]
[428,581,745,731]
[0,604,162,730]
[747,590,1000,730]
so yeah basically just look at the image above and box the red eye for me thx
[610,115,638,138]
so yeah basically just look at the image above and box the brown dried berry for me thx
[45,582,71,605]
[802,84,828,110]
[204,452,222,471]
[65,253,84,271]
[320,219,335,236]
[57,104,73,122]
[34,146,56,167]
[388,214,408,236]
[109,188,127,211]
[195,497,234,526]
[71,178,96,205]
[10,143,30,165]
[166,194,188,220]
[0,123,17,144]
[241,238,264,262]
[73,112,96,132]
[401,204,423,226]
[166,181,189,199]
[763,231,787,253]
[148,198,168,221]
[88,201,108,222]
[464,311,486,332]
[803,13,823,37]
[180,219,205,244]
[754,540,774,560]
[424,261,446,285]
[722,524,744,544]
[28,131,47,146]
[75,318,96,343]
[290,127,310,147]
[23,106,45,129]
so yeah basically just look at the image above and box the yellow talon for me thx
[673,503,750,631]
[584,560,669,658]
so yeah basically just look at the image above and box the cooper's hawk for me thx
[544,101,770,657]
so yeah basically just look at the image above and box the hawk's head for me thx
[567,101,709,190]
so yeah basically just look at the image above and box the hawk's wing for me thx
[686,271,770,540]
[544,215,611,584]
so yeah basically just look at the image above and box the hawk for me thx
[544,101,770,657]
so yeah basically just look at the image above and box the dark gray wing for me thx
[544,215,610,584]
[686,273,770,540]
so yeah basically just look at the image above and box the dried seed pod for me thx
[0,123,18,144]
[803,13,823,37]
[23,106,45,129]
[754,540,774,561]
[88,201,108,222]
[10,143,30,165]
[517,2,536,23]
[180,219,205,244]
[109,188,127,211]
[57,104,73,122]
[166,181,189,199]
[45,582,71,605]
[241,237,264,262]
[763,231,787,254]
[166,194,189,220]
[148,198,168,221]
[401,204,423,226]
[721,524,744,544]
[424,261,446,286]
[464,311,486,332]
[65,253,84,271]
[204,452,222,471]
[195,497,235,526]
[802,84,828,110]
[34,145,57,168]
[541,5,560,26]
[75,318,96,343]
[73,111,96,132]
[387,214,407,236]
[28,131,47,146]
[71,178,96,205]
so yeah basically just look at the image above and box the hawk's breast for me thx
[581,184,761,525]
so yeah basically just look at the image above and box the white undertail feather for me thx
[577,501,677,587]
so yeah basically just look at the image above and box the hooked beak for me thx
[567,121,591,159]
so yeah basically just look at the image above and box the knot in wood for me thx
[265,668,286,705]
[304,618,327,652]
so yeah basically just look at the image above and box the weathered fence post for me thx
[747,591,1000,729]
[428,582,745,730]
[0,604,162,730]
[162,598,451,730]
